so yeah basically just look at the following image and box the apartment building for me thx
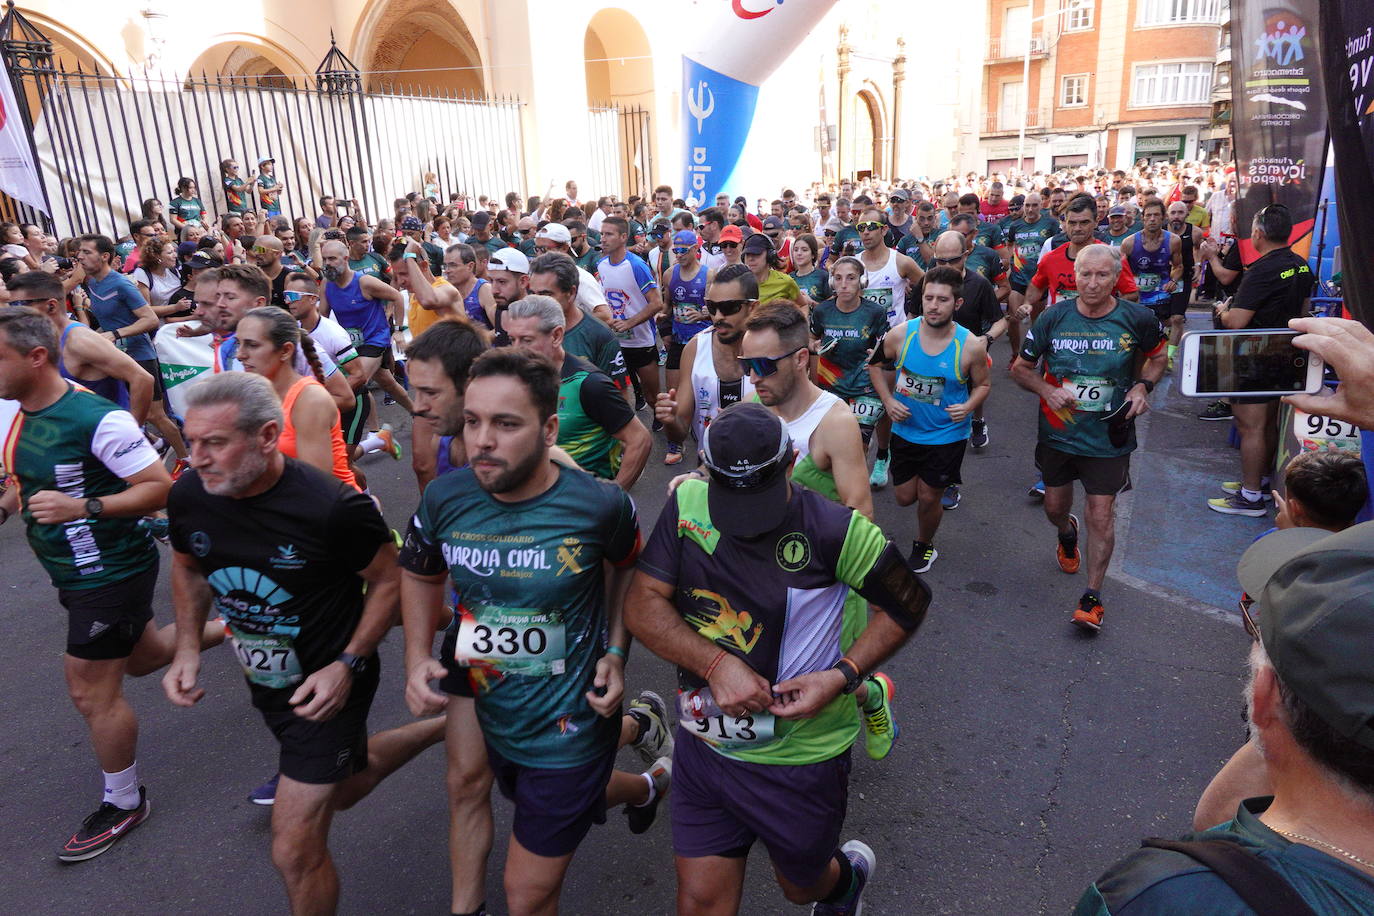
[978,0,1227,174]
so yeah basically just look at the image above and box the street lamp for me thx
[1016,0,1087,176]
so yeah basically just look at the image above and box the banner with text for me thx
[1320,0,1374,328]
[1230,1,1327,264]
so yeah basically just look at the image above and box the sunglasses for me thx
[934,255,964,265]
[1238,596,1259,641]
[281,290,316,303]
[738,346,804,378]
[704,298,752,317]
[702,433,792,489]
[672,247,693,255]
[856,221,884,232]
[719,242,739,249]
[250,246,277,255]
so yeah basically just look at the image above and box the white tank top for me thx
[783,389,843,461]
[863,247,909,329]
[689,328,754,443]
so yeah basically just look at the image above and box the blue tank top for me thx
[667,264,711,342]
[324,272,391,348]
[463,278,491,329]
[58,323,131,409]
[891,319,972,446]
[436,435,462,477]
[1128,230,1174,304]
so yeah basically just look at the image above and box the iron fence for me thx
[587,103,653,203]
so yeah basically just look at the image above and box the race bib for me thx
[346,326,365,347]
[1137,273,1161,292]
[897,371,945,405]
[228,627,303,689]
[687,712,778,749]
[1063,376,1115,412]
[1293,410,1361,454]
[850,395,885,427]
[454,606,568,676]
[863,287,900,328]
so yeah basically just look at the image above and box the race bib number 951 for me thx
[1293,410,1361,454]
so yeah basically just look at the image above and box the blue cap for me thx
[672,230,698,247]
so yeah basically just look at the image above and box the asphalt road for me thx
[1,323,1266,914]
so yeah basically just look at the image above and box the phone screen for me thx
[1194,332,1311,394]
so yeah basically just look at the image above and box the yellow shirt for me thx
[1185,203,1210,229]
[759,269,801,305]
[408,276,453,337]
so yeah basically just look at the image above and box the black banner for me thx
[1230,2,1328,265]
[1321,1,1374,328]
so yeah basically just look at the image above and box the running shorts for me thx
[260,659,379,785]
[1035,442,1132,496]
[487,740,616,858]
[890,437,967,489]
[59,560,158,660]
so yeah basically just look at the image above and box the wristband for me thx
[703,648,728,681]
[606,645,627,660]
[403,252,418,260]
[1133,378,1155,394]
[111,328,121,340]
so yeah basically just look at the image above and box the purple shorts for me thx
[487,740,615,858]
[670,725,851,887]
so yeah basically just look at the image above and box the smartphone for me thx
[1178,329,1324,398]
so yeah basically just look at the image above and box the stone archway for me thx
[852,90,884,179]
[185,40,308,87]
[583,8,655,199]
[358,0,484,95]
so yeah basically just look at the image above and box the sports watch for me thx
[84,497,104,519]
[336,652,370,676]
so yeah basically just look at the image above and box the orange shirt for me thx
[278,376,359,490]
[407,276,455,338]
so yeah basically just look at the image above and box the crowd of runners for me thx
[0,155,1364,915]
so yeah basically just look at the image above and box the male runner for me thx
[1163,200,1201,365]
[809,256,891,450]
[1011,245,1166,631]
[870,267,991,573]
[597,216,664,417]
[657,231,712,467]
[399,349,670,916]
[486,248,530,348]
[949,214,1010,304]
[655,264,757,458]
[1023,195,1139,317]
[896,202,940,270]
[1002,192,1060,357]
[1119,198,1182,337]
[529,252,627,386]
[504,296,650,490]
[856,206,924,489]
[626,402,931,915]
[1101,207,1134,250]
[0,307,222,862]
[956,193,1009,272]
[533,222,611,321]
[163,371,445,914]
[345,226,389,280]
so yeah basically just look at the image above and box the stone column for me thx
[892,37,906,178]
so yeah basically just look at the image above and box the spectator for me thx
[1288,317,1374,430]
[131,237,182,318]
[168,177,206,230]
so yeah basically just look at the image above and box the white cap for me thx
[488,248,530,275]
[257,154,275,166]
[536,223,571,244]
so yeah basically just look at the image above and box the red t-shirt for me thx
[980,199,1010,222]
[1031,241,1138,304]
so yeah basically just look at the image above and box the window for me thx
[1138,0,1222,27]
[1131,61,1213,107]
[1061,74,1088,107]
[1062,0,1093,31]
[999,81,1026,131]
[1004,5,1030,48]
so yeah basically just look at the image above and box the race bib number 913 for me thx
[689,712,778,749]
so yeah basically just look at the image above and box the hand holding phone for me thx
[1178,329,1324,399]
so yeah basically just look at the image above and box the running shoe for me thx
[861,673,898,761]
[377,423,403,461]
[1028,478,1045,500]
[625,757,671,835]
[383,394,397,407]
[1198,400,1232,421]
[941,485,961,510]
[663,442,683,465]
[811,839,876,915]
[969,419,989,449]
[628,690,674,766]
[248,773,279,807]
[869,456,890,489]
[909,541,937,574]
[634,393,647,413]
[1207,493,1267,517]
[170,458,191,481]
[1056,513,1080,575]
[651,418,664,433]
[57,787,150,862]
[1072,592,1105,632]
[1221,481,1273,501]
[137,515,170,544]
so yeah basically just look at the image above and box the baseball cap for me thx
[187,252,222,270]
[536,223,571,244]
[719,225,743,244]
[1241,522,1374,751]
[401,215,424,232]
[177,241,198,259]
[1108,206,1128,217]
[470,210,491,230]
[889,189,911,203]
[701,403,795,538]
[742,232,774,254]
[761,215,785,231]
[257,155,275,166]
[672,229,698,247]
[488,248,529,274]
[1010,194,1025,207]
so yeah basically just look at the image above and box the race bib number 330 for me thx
[455,606,568,676]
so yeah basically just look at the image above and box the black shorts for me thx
[1036,442,1132,496]
[890,436,966,489]
[339,393,371,447]
[488,740,615,858]
[59,560,158,660]
[355,344,388,359]
[260,660,380,785]
[134,359,166,403]
[1011,279,1029,296]
[665,338,688,371]
[1167,289,1190,317]
[621,344,659,372]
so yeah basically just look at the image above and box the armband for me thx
[854,542,932,633]
[396,515,446,577]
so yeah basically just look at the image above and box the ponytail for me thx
[297,330,328,387]
[244,305,326,386]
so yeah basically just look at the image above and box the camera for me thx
[53,256,73,270]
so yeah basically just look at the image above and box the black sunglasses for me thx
[933,255,964,265]
[1238,596,1259,641]
[738,347,805,378]
[718,242,739,250]
[705,298,752,316]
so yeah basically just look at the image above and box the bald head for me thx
[933,230,967,260]
[321,239,348,259]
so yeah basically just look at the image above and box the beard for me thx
[202,448,269,497]
[472,443,545,494]
[322,265,342,282]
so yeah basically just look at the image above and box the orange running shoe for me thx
[1072,592,1104,632]
[1056,514,1081,574]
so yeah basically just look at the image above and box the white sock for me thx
[103,762,140,810]
[1241,487,1263,503]
[633,771,658,808]
[359,432,387,453]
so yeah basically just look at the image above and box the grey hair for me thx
[183,371,283,433]
[0,306,58,364]
[1075,243,1122,275]
[506,295,565,333]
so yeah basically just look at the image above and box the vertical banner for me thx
[0,54,48,214]
[1320,0,1374,329]
[1229,1,1327,265]
[681,0,837,206]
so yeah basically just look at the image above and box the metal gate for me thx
[587,103,653,203]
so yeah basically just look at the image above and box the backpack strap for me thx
[1141,837,1318,916]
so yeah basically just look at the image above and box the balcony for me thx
[986,34,1047,62]
[982,108,1048,136]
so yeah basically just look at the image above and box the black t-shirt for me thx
[1231,247,1314,329]
[1219,239,1244,298]
[912,269,1001,336]
[168,459,391,710]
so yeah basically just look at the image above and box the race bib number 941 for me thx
[455,606,568,676]
[897,371,945,405]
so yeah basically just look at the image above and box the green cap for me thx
[1252,522,1374,752]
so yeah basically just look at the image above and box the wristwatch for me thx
[84,497,104,519]
[831,657,864,695]
[336,652,370,676]
[1133,378,1155,394]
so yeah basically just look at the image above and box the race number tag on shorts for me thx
[454,607,568,676]
[688,712,778,749]
[897,371,945,405]
[1063,376,1115,412]
[1293,409,1361,454]
[228,627,303,689]
[346,327,365,347]
[850,395,884,427]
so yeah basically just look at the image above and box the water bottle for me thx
[677,687,724,721]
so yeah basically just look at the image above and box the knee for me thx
[67,680,117,719]
[271,830,325,878]
[447,760,494,809]
[504,879,555,916]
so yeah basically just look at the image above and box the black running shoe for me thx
[1198,400,1232,421]
[58,787,150,862]
[626,757,671,835]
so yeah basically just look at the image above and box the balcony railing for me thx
[987,34,1047,61]
[982,108,1048,135]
